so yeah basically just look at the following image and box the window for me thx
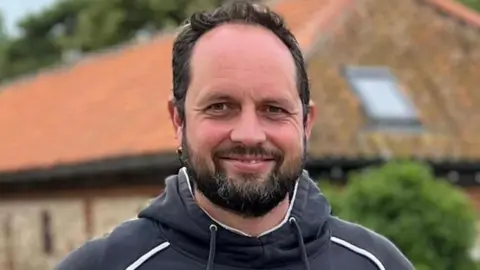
[343,66,421,130]
[41,210,54,255]
[3,214,13,270]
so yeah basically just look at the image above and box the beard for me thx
[179,130,306,218]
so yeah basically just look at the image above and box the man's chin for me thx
[223,171,272,184]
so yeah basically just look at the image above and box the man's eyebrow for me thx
[197,91,235,104]
[196,90,298,107]
[259,95,301,111]
[261,97,294,106]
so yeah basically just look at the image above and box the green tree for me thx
[0,0,225,83]
[459,0,480,12]
[322,161,478,270]
[0,12,10,81]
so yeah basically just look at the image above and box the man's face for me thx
[170,24,315,218]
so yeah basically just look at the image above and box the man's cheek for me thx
[192,125,230,147]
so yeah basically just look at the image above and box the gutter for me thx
[306,156,480,187]
[0,152,180,183]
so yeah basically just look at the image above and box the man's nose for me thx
[230,109,266,146]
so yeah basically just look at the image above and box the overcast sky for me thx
[0,0,57,36]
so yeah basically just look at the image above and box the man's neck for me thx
[194,190,290,237]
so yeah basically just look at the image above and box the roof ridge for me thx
[422,0,480,28]
[297,0,357,58]
[0,0,285,93]
[0,28,179,92]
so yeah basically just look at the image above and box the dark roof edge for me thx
[306,155,480,171]
[3,151,480,183]
[0,152,181,183]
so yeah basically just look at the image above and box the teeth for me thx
[243,160,259,163]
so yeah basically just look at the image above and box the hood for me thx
[139,167,332,269]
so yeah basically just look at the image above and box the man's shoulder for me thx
[55,236,107,270]
[55,217,164,270]
[329,216,414,270]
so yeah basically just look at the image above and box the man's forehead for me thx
[185,23,299,107]
[190,23,294,69]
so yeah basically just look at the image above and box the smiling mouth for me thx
[218,156,276,173]
[219,156,275,163]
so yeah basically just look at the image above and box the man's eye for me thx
[207,103,228,112]
[265,106,286,114]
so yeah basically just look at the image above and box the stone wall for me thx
[0,194,153,270]
[0,199,86,270]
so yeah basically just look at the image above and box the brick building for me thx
[1,0,479,269]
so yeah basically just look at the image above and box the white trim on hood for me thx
[125,242,170,270]
[181,167,299,237]
[330,236,385,270]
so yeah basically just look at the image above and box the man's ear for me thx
[168,94,183,143]
[304,100,316,140]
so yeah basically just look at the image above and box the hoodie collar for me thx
[139,167,332,269]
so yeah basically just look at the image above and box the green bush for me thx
[317,179,345,216]
[321,161,478,270]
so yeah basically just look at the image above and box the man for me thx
[56,1,414,269]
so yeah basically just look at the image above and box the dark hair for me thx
[171,0,310,122]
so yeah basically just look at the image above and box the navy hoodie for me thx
[56,167,414,270]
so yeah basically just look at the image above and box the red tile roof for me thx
[0,37,176,172]
[0,0,353,172]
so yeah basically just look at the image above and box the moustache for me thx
[213,145,283,162]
